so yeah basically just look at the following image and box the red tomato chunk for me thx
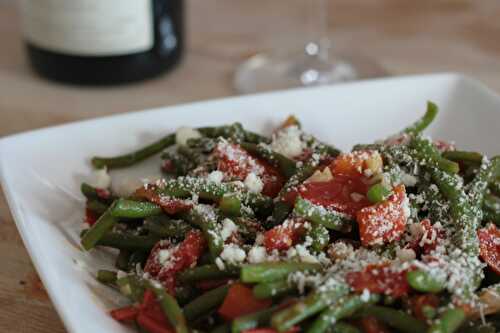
[218,283,272,320]
[357,185,408,247]
[478,223,500,274]
[144,230,206,294]
[345,263,410,298]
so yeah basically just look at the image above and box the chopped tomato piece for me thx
[418,219,445,254]
[136,313,173,333]
[139,290,169,325]
[110,306,139,322]
[85,207,98,226]
[162,159,176,173]
[95,188,111,200]
[410,294,439,321]
[264,218,306,252]
[218,283,272,320]
[345,263,410,298]
[299,174,371,217]
[135,185,193,215]
[356,185,408,247]
[213,142,284,197]
[144,230,206,294]
[478,223,500,274]
[330,151,382,177]
[360,316,391,333]
[434,140,455,152]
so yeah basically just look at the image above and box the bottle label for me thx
[20,0,154,56]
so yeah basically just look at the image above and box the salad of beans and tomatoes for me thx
[81,102,500,333]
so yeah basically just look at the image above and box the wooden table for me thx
[1,0,500,331]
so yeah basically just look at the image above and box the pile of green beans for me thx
[81,106,500,333]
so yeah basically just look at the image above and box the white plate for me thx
[1,73,499,333]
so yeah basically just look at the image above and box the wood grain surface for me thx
[1,0,500,332]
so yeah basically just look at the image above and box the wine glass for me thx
[234,0,385,94]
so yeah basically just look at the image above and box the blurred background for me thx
[0,1,500,330]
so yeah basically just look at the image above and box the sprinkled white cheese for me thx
[220,244,246,264]
[175,126,201,146]
[215,257,225,270]
[248,246,267,263]
[111,176,144,197]
[207,170,224,184]
[401,173,418,187]
[270,125,305,158]
[220,218,238,241]
[361,288,371,302]
[90,167,111,189]
[244,173,264,193]
[396,247,416,262]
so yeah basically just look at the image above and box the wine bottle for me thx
[19,0,183,85]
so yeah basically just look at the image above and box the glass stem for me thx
[306,0,330,62]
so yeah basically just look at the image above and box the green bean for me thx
[232,305,281,333]
[443,151,483,164]
[116,274,145,302]
[489,180,500,196]
[96,232,159,252]
[178,265,240,284]
[111,199,162,218]
[307,294,380,333]
[143,215,193,238]
[407,270,446,293]
[270,162,319,226]
[86,199,109,215]
[183,283,231,321]
[115,249,131,271]
[428,308,465,333]
[467,157,500,217]
[211,323,231,333]
[156,177,273,215]
[366,183,392,203]
[128,251,149,270]
[198,123,271,144]
[329,322,361,333]
[271,202,294,227]
[253,280,294,299]
[403,101,439,135]
[219,195,242,217]
[271,284,349,332]
[431,168,479,255]
[81,202,118,250]
[176,286,200,307]
[308,223,330,252]
[362,305,426,333]
[484,193,500,213]
[294,197,352,232]
[241,262,322,283]
[186,137,217,153]
[186,205,223,260]
[484,209,500,226]
[92,133,175,169]
[146,281,189,333]
[81,182,114,202]
[422,305,437,320]
[96,270,117,285]
[410,136,460,174]
[240,142,297,179]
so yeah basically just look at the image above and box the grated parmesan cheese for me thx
[175,126,201,146]
[244,173,264,193]
[270,125,305,158]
